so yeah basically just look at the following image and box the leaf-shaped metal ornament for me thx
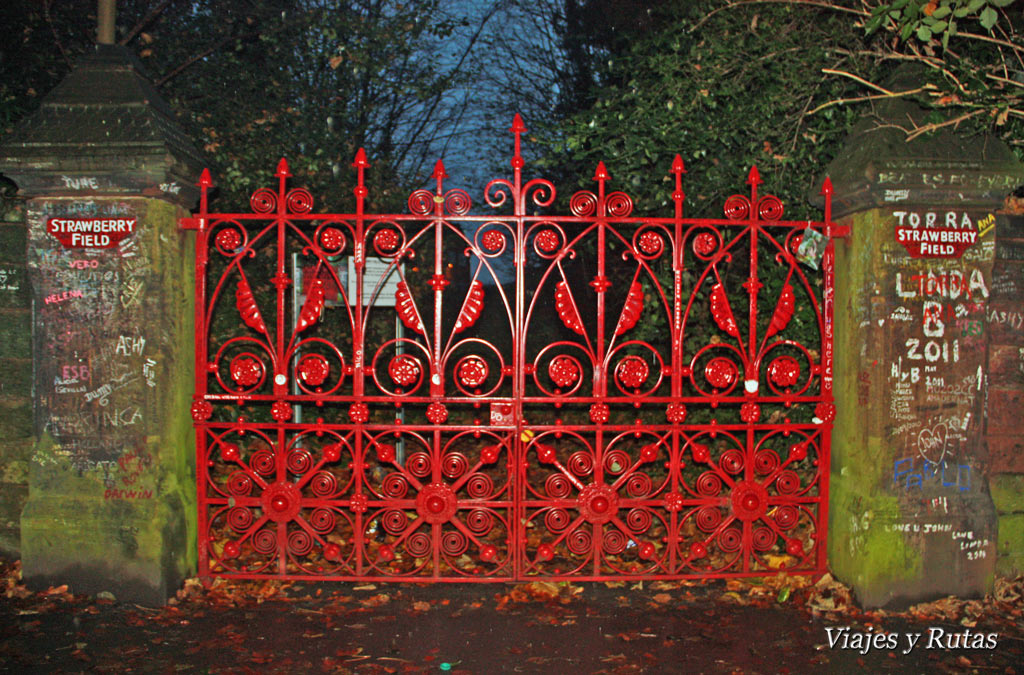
[395,281,425,335]
[453,280,484,334]
[555,281,585,335]
[296,278,325,333]
[614,281,644,336]
[710,283,740,337]
[236,273,267,334]
[765,283,795,337]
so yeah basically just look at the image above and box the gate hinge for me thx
[826,221,850,239]
[179,216,206,231]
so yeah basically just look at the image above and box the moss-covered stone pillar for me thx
[823,99,1024,607]
[0,45,203,604]
[986,209,1024,575]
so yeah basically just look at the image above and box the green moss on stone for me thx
[828,209,923,603]
[990,475,1024,514]
[998,513,1024,556]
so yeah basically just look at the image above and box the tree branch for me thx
[120,0,174,46]
[807,86,932,116]
[820,68,894,95]
[905,109,986,142]
[155,36,234,87]
[957,31,1023,53]
[689,0,868,33]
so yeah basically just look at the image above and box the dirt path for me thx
[1,560,1021,673]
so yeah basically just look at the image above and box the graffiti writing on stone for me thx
[28,199,161,481]
[881,209,993,488]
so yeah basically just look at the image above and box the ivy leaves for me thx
[866,0,1018,49]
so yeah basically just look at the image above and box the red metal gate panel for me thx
[185,117,839,582]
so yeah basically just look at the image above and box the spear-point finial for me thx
[593,161,610,183]
[432,159,448,182]
[352,147,370,168]
[820,176,833,196]
[671,154,686,174]
[746,165,762,187]
[275,158,292,178]
[510,113,527,135]
[198,168,213,189]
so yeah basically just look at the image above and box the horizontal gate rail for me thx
[185,115,839,583]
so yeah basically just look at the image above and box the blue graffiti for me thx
[893,456,971,492]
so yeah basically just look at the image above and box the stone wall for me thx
[987,210,1024,575]
[0,199,32,555]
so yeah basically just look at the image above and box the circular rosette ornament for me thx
[387,354,422,390]
[349,402,369,424]
[416,483,458,524]
[229,354,265,390]
[814,402,836,424]
[271,401,292,422]
[704,356,738,391]
[426,402,448,424]
[666,403,687,424]
[547,354,581,392]
[634,228,664,258]
[740,402,760,423]
[455,355,488,390]
[614,355,650,391]
[262,482,302,523]
[479,227,507,255]
[297,353,330,388]
[191,399,213,422]
[691,231,720,258]
[372,227,402,256]
[768,355,801,390]
[213,226,245,256]
[317,225,346,256]
[533,228,562,256]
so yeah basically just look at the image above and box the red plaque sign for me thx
[892,210,984,259]
[46,217,137,249]
[895,226,978,258]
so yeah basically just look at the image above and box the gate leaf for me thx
[765,283,794,337]
[555,281,586,335]
[395,281,426,335]
[296,278,325,333]
[235,273,268,335]
[453,280,484,334]
[709,284,740,337]
[614,281,644,336]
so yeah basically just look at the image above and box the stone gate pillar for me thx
[0,45,203,604]
[824,97,1024,607]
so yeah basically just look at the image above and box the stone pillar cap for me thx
[817,95,1024,218]
[0,44,205,207]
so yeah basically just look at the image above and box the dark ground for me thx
[1,559,1021,674]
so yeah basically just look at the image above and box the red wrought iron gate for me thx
[185,116,840,582]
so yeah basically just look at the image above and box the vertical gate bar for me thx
[670,157,685,575]
[819,178,836,575]
[353,149,369,577]
[594,166,607,579]
[431,165,445,576]
[275,163,289,576]
[510,118,525,580]
[193,170,211,579]
[744,172,761,576]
